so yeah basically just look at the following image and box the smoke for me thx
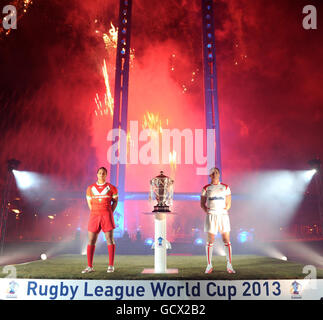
[0,0,322,245]
[229,170,316,240]
[1,0,322,183]
[216,0,323,176]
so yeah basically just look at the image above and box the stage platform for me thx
[1,254,323,280]
[1,254,323,300]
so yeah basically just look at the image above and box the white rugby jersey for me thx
[201,182,231,214]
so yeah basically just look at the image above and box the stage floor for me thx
[2,254,323,280]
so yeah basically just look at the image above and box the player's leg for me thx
[222,232,235,273]
[205,232,215,273]
[87,232,98,267]
[82,231,98,273]
[105,230,115,272]
[82,214,101,273]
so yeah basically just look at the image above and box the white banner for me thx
[0,279,322,300]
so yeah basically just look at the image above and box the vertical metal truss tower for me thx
[110,0,132,237]
[0,170,13,255]
[310,159,323,235]
[0,159,19,255]
[315,171,323,236]
[109,0,223,237]
[201,0,222,174]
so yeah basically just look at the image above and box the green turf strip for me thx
[2,254,323,280]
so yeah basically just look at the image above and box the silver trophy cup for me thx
[149,171,174,212]
[142,171,177,274]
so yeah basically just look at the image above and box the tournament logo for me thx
[157,237,163,246]
[290,281,302,299]
[6,280,19,299]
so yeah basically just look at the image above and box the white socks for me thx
[224,242,232,265]
[206,241,233,266]
[205,242,214,265]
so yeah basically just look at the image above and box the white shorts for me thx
[204,213,231,234]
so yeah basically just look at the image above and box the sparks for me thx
[93,59,114,117]
[102,59,114,116]
[102,22,118,50]
[169,150,177,179]
[126,130,135,155]
[142,112,163,137]
[169,150,177,170]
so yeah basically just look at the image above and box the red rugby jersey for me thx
[86,182,118,215]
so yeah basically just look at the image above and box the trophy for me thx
[142,171,177,274]
[149,171,174,212]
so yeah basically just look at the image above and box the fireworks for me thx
[169,150,177,180]
[23,0,32,10]
[169,53,200,94]
[126,130,135,155]
[142,112,163,137]
[93,22,116,117]
[99,22,135,65]
[93,20,136,117]
[94,60,114,117]
[169,150,177,170]
[233,43,248,66]
[102,22,118,50]
[102,59,114,116]
[94,93,104,117]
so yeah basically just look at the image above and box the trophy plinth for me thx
[141,171,178,274]
[152,205,171,213]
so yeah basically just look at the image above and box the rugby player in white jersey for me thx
[200,167,235,274]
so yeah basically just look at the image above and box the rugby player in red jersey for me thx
[82,167,118,273]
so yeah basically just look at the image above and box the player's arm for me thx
[111,187,118,212]
[111,196,118,213]
[86,187,92,210]
[200,195,208,214]
[225,194,231,211]
[86,197,92,210]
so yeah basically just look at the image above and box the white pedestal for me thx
[141,212,178,274]
[141,268,178,274]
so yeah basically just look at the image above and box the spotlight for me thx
[40,253,47,260]
[12,170,34,189]
[281,256,288,261]
[304,169,317,180]
[144,238,154,246]
[194,238,204,246]
[238,231,247,243]
[237,229,254,243]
